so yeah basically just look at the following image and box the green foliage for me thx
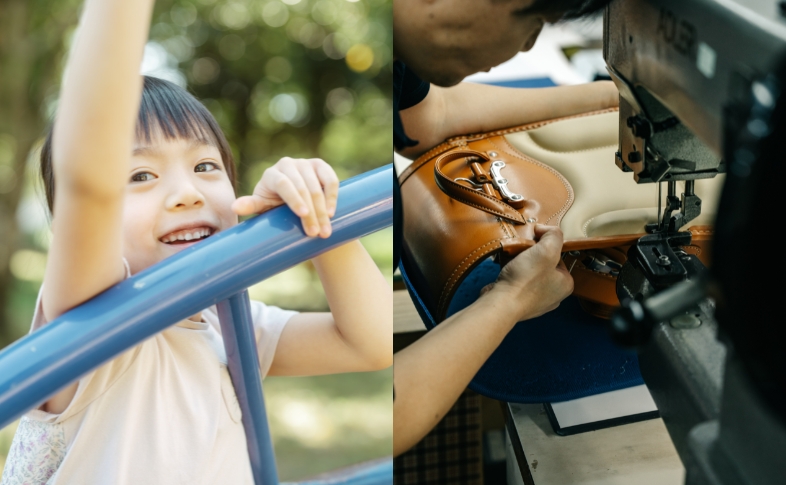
[148,0,393,189]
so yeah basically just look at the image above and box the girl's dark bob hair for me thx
[40,76,236,214]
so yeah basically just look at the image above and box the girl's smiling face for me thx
[122,135,237,275]
[39,77,239,276]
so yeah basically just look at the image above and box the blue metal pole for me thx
[289,459,393,485]
[217,291,278,485]
[0,164,392,429]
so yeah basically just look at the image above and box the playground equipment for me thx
[0,165,394,485]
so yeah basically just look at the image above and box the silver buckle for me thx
[489,161,523,203]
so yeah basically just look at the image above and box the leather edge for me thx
[436,239,504,321]
[398,107,620,186]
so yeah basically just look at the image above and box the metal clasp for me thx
[454,177,484,190]
[489,161,524,203]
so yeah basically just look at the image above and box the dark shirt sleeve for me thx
[393,61,430,151]
[398,65,430,111]
[394,62,430,274]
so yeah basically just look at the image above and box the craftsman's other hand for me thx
[232,157,339,238]
[486,224,574,322]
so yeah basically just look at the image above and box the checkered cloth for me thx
[394,390,483,484]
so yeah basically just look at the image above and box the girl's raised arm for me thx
[43,0,155,320]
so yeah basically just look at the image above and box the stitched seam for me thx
[449,108,618,140]
[582,216,595,237]
[438,240,503,316]
[422,139,465,160]
[491,137,574,224]
[499,218,514,238]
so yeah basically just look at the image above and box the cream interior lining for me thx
[504,112,723,240]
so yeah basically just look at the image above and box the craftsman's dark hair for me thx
[40,76,236,214]
[528,0,613,20]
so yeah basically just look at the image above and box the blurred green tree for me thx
[0,0,81,345]
[145,0,392,189]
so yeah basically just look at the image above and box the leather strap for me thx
[433,149,527,224]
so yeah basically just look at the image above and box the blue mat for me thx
[483,77,557,89]
[401,257,643,403]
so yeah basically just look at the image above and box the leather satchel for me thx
[398,108,722,321]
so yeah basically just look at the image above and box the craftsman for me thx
[393,0,619,455]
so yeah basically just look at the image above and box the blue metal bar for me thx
[0,164,392,429]
[289,458,393,485]
[217,291,278,485]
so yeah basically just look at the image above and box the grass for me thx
[267,369,392,480]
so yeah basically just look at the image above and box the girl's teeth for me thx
[162,228,212,243]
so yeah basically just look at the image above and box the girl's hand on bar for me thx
[232,157,340,238]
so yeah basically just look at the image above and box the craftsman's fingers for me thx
[532,224,565,266]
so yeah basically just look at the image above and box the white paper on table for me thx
[550,384,658,429]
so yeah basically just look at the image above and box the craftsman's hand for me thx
[232,157,339,238]
[482,224,574,322]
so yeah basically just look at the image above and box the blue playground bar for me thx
[0,165,394,485]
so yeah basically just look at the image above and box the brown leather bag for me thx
[398,108,721,321]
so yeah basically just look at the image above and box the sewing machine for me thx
[605,0,786,483]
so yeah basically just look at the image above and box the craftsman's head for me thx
[394,0,613,86]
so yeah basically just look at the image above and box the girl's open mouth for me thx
[159,226,215,245]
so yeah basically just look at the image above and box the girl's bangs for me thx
[136,78,221,149]
[133,76,235,187]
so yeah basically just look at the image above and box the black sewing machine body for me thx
[605,0,786,483]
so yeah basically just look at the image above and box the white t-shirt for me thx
[1,267,296,485]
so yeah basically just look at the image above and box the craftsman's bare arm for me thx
[398,81,618,158]
[393,225,573,456]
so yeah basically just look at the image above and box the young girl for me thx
[0,0,391,483]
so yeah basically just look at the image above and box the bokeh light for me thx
[345,44,374,72]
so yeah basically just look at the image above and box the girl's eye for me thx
[195,161,220,173]
[131,172,156,183]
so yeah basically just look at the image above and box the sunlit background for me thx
[0,0,392,480]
